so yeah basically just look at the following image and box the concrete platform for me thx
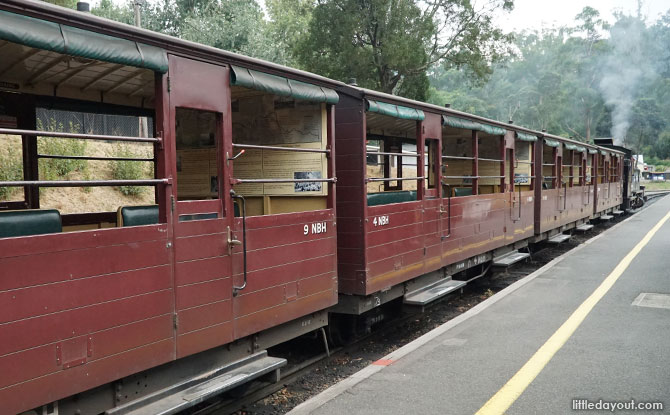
[289,195,670,415]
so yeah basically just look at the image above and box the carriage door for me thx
[557,155,566,212]
[507,147,520,222]
[168,56,235,358]
[582,154,589,206]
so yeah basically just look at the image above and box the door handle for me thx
[227,226,242,255]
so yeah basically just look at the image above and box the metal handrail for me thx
[367,151,420,158]
[37,154,154,162]
[442,175,478,179]
[0,179,168,187]
[366,177,424,182]
[0,128,160,144]
[232,143,330,154]
[442,155,474,160]
[478,158,503,162]
[233,178,336,184]
[230,190,247,297]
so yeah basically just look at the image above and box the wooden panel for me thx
[236,254,335,293]
[176,277,232,310]
[1,339,174,415]
[1,265,171,323]
[0,239,169,291]
[0,315,172,390]
[234,288,336,340]
[0,290,173,356]
[0,224,168,259]
[177,321,233,358]
[177,300,233,334]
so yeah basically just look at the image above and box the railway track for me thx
[184,194,668,415]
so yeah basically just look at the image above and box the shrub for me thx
[110,143,151,196]
[37,119,88,180]
[0,144,23,200]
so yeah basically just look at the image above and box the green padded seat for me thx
[0,209,62,238]
[454,187,473,197]
[118,205,159,227]
[367,190,417,206]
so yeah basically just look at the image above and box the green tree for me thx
[42,0,78,9]
[265,0,314,66]
[296,0,514,100]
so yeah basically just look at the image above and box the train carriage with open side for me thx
[0,2,340,414]
[332,87,552,317]
[0,2,633,414]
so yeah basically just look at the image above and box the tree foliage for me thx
[429,7,670,160]
[292,0,514,100]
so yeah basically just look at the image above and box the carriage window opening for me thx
[364,112,419,205]
[586,154,593,184]
[442,125,475,197]
[577,153,584,186]
[0,39,162,235]
[36,108,159,233]
[542,144,555,190]
[175,108,219,202]
[598,155,606,184]
[477,134,504,194]
[230,86,329,216]
[562,150,574,187]
[514,140,533,191]
[425,140,437,191]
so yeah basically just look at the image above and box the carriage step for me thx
[548,233,571,244]
[612,210,624,216]
[575,224,594,232]
[105,351,286,415]
[404,278,467,306]
[493,251,530,267]
[600,214,614,220]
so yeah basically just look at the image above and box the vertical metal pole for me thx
[133,1,142,28]
[472,130,478,195]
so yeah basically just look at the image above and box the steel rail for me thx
[0,179,168,187]
[366,177,424,182]
[37,154,155,162]
[232,143,330,154]
[233,178,336,184]
[0,128,160,143]
[368,151,420,158]
[442,155,474,160]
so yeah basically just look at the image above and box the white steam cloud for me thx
[598,19,655,146]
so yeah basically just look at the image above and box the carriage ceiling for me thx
[0,40,156,108]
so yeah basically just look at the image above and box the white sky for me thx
[497,0,668,32]
[89,0,669,31]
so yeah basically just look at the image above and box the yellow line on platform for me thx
[476,209,670,415]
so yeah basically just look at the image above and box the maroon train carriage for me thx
[534,135,624,241]
[331,87,546,321]
[0,3,340,414]
[329,86,626,326]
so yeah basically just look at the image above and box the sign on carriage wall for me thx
[232,96,328,196]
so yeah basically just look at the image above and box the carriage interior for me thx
[441,124,504,197]
[514,138,534,191]
[229,84,330,216]
[365,111,420,206]
[0,27,163,238]
[542,142,557,190]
